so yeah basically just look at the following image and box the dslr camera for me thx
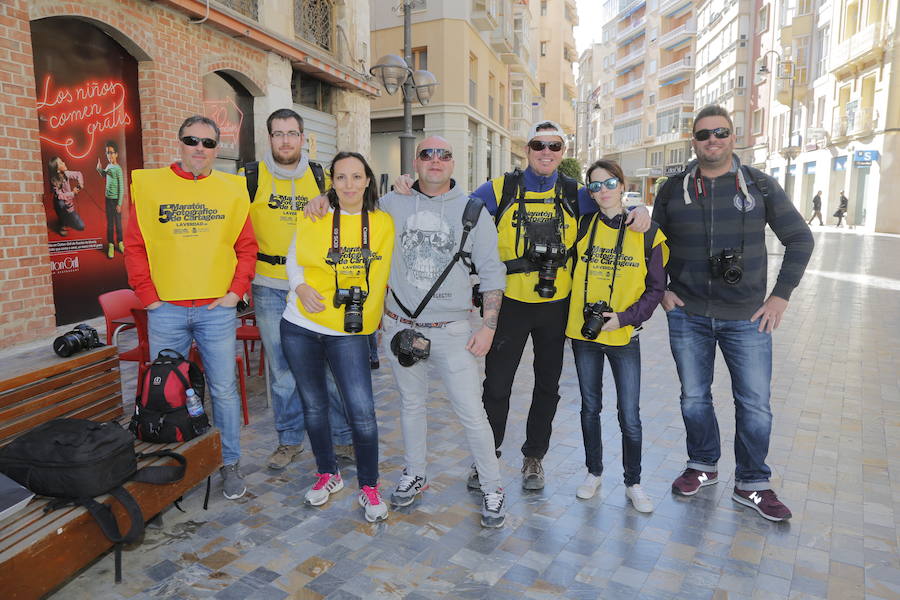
[53,323,102,357]
[709,249,743,285]
[581,300,612,340]
[528,240,569,298]
[390,328,431,367]
[333,285,367,333]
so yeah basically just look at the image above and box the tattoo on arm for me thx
[482,290,502,330]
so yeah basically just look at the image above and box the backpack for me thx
[130,349,208,443]
[495,168,580,226]
[655,164,773,218]
[0,418,186,581]
[244,160,326,200]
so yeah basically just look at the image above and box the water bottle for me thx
[185,388,204,418]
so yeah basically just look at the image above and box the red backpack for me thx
[130,349,209,442]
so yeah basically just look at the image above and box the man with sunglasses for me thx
[125,115,258,500]
[652,105,813,521]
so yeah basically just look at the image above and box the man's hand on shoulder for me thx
[625,205,651,233]
[303,194,330,221]
[751,295,789,333]
[394,174,414,195]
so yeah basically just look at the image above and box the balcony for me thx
[656,127,692,145]
[616,17,646,45]
[490,21,515,54]
[848,106,877,136]
[613,76,645,98]
[471,0,499,31]
[831,21,885,78]
[294,0,332,51]
[509,31,532,72]
[657,56,692,80]
[614,106,644,123]
[658,19,697,47]
[656,91,694,110]
[659,0,691,13]
[510,116,530,140]
[616,43,646,69]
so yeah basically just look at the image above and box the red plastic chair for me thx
[129,307,152,396]
[99,289,143,344]
[236,323,265,376]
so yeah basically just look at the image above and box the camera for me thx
[53,324,102,357]
[581,300,612,340]
[528,241,568,298]
[709,249,743,285]
[333,285,368,333]
[390,328,431,367]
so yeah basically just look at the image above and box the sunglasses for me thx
[528,140,564,152]
[417,148,453,161]
[693,127,731,141]
[587,178,620,192]
[180,135,218,149]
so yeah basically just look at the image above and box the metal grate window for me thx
[215,0,258,20]
[295,0,333,52]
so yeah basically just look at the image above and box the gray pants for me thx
[383,315,502,493]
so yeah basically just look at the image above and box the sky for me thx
[574,0,604,53]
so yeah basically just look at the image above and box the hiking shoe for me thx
[305,472,343,506]
[107,243,115,259]
[267,444,302,470]
[671,468,718,496]
[359,485,389,522]
[626,484,654,513]
[522,457,545,490]
[334,444,355,463]
[220,463,246,500]
[466,463,480,490]
[481,488,507,528]
[576,473,602,499]
[732,488,792,522]
[117,241,125,253]
[391,470,427,507]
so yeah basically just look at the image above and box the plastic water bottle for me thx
[185,388,204,418]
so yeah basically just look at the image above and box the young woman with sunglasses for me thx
[280,151,394,522]
[566,159,668,511]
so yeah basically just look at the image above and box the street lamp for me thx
[758,50,796,196]
[369,1,438,175]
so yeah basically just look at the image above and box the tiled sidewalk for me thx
[55,229,899,599]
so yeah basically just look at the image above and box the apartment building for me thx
[369,0,542,189]
[535,0,579,148]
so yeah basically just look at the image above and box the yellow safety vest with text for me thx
[490,176,577,303]
[566,215,669,346]
[294,209,394,335]
[132,168,249,301]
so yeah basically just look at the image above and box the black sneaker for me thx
[732,488,792,521]
[390,470,427,507]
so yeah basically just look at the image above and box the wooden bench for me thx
[0,346,222,599]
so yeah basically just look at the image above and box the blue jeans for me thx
[666,307,773,490]
[572,337,643,486]
[280,319,379,487]
[148,302,241,466]
[252,284,350,446]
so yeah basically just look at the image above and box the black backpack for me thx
[244,160,326,200]
[130,349,208,443]
[0,419,186,581]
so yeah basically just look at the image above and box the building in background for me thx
[535,0,578,151]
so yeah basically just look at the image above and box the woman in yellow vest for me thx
[567,160,668,512]
[279,151,394,522]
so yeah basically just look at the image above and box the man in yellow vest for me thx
[125,115,258,500]
[243,108,352,470]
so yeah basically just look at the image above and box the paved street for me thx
[56,227,900,599]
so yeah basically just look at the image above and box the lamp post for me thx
[759,50,796,196]
[369,1,438,175]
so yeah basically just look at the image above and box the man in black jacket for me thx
[652,105,813,521]
[808,191,823,225]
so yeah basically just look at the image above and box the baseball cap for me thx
[527,120,565,143]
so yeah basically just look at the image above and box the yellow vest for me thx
[245,162,328,279]
[566,214,669,346]
[294,209,394,334]
[490,176,577,302]
[132,168,249,301]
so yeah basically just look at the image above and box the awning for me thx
[619,2,646,21]
[660,75,686,87]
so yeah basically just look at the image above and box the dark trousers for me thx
[105,197,123,244]
[482,296,569,459]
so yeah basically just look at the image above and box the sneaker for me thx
[390,470,427,507]
[220,463,246,500]
[732,488,792,522]
[334,444,355,463]
[305,472,343,506]
[107,243,115,259]
[576,473,602,499]
[625,484,654,513]
[522,457,545,490]
[481,488,507,528]
[359,485,389,522]
[117,241,125,253]
[671,468,718,496]
[466,463,480,490]
[267,444,302,470]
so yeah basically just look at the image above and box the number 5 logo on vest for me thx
[158,204,175,223]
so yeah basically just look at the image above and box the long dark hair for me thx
[326,151,379,212]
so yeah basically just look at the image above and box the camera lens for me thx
[723,266,743,285]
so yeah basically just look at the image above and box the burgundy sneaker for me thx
[671,468,718,496]
[732,488,792,521]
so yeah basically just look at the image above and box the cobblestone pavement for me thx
[55,228,899,599]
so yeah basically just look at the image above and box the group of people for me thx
[124,104,813,528]
[807,189,850,227]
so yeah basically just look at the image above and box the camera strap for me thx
[325,207,372,297]
[582,211,628,309]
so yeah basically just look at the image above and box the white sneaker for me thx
[305,472,343,506]
[359,485,389,522]
[625,484,654,513]
[576,473,602,499]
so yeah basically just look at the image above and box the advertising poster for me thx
[31,19,143,325]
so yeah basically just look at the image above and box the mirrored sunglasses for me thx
[587,178,620,193]
[417,148,453,161]
[180,135,218,149]
[528,140,564,152]
[693,127,731,141]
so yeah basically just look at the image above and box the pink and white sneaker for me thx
[305,472,343,506]
[359,485,389,522]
